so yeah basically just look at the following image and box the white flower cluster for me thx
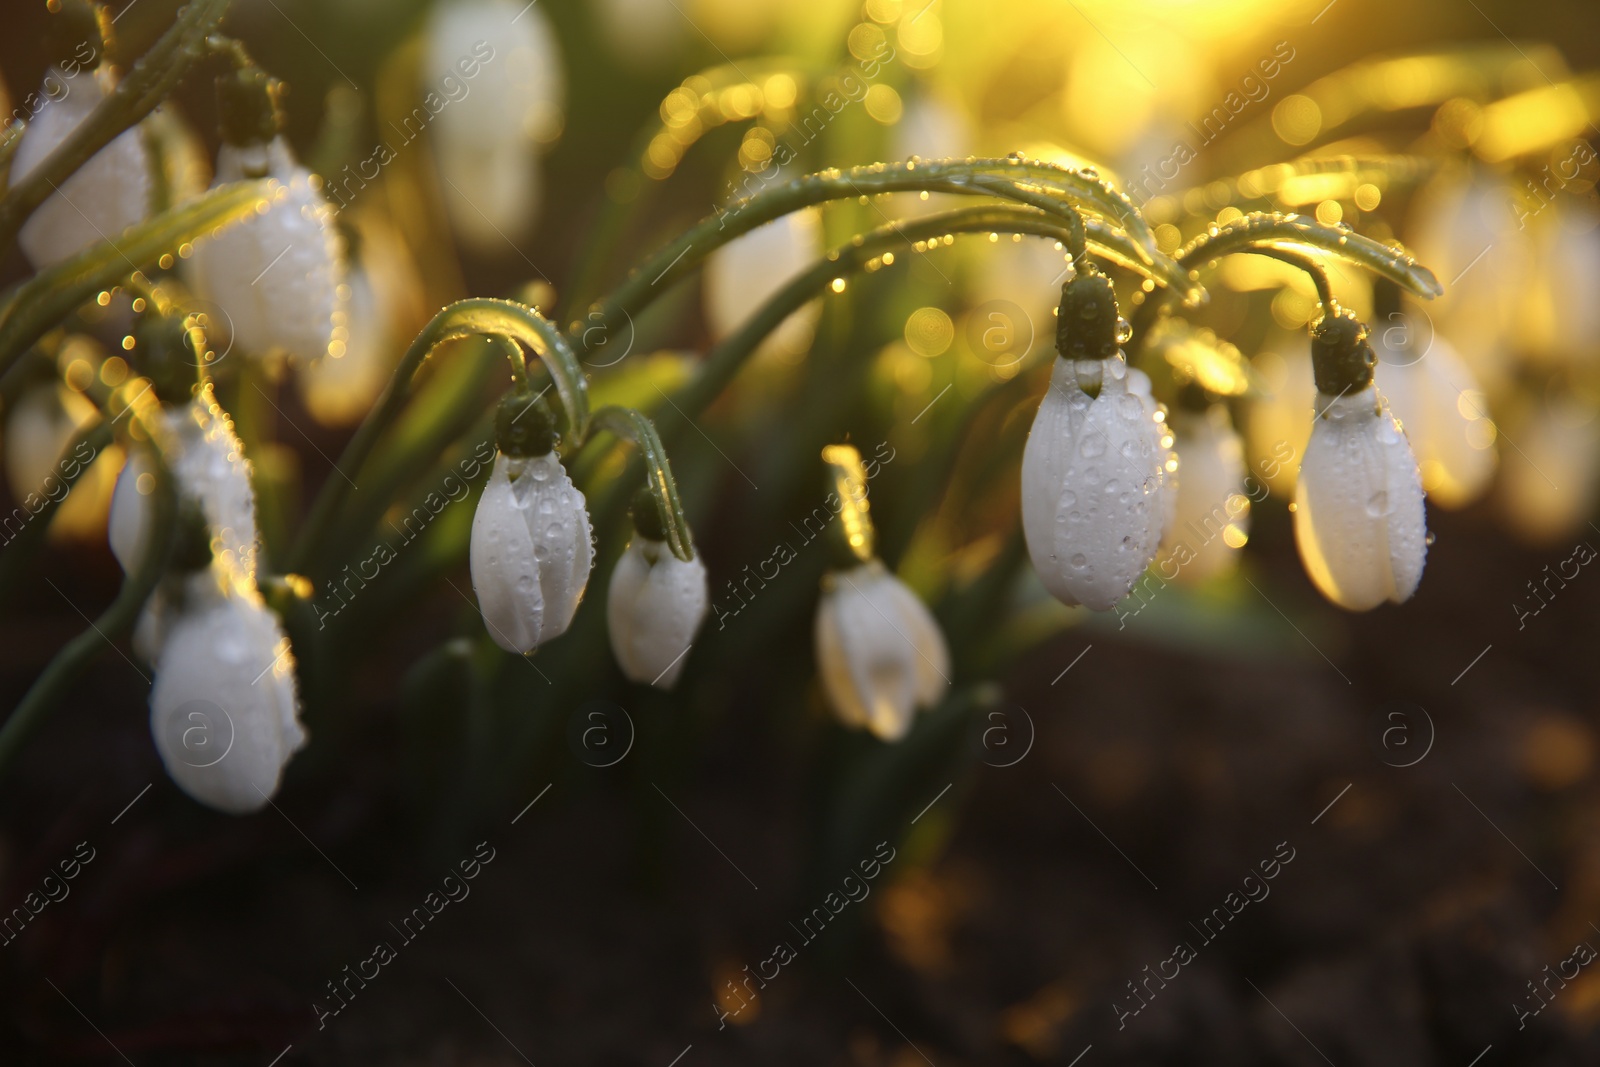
[1022,273,1431,614]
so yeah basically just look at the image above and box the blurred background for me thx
[3,0,1600,1062]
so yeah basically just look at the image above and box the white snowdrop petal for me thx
[1293,386,1428,611]
[14,68,150,269]
[469,452,593,652]
[814,562,950,742]
[1021,357,1172,611]
[607,538,708,688]
[188,138,346,363]
[150,583,305,814]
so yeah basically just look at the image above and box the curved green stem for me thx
[0,0,234,249]
[586,406,695,562]
[0,179,273,375]
[1245,247,1336,310]
[286,300,582,576]
[0,440,176,778]
[1178,213,1441,298]
[570,158,1193,355]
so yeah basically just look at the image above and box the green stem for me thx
[1178,213,1441,297]
[570,158,1192,354]
[0,179,273,375]
[0,441,176,777]
[286,300,582,576]
[585,406,695,562]
[0,0,234,250]
[1245,247,1336,310]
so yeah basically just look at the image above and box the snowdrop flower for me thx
[1161,403,1249,582]
[150,571,305,814]
[1408,171,1528,388]
[1374,318,1496,509]
[188,69,347,364]
[12,8,151,269]
[815,561,949,742]
[297,215,423,425]
[110,382,259,591]
[607,492,707,688]
[426,0,564,248]
[1021,273,1174,610]
[1293,311,1428,611]
[469,396,594,653]
[704,208,823,361]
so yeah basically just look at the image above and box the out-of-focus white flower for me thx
[189,136,347,364]
[426,0,564,248]
[1293,385,1428,611]
[1518,202,1600,367]
[110,384,259,588]
[607,536,707,688]
[815,560,948,742]
[470,450,594,652]
[1021,355,1175,610]
[1376,326,1497,509]
[12,66,151,269]
[149,576,304,814]
[1408,171,1529,389]
[1161,404,1249,582]
[296,216,423,425]
[704,208,823,362]
[4,382,120,542]
[1497,391,1600,544]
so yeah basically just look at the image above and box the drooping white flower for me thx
[1161,404,1249,582]
[149,575,305,814]
[1021,356,1175,610]
[188,136,347,363]
[1408,171,1528,388]
[12,66,151,269]
[1293,385,1428,611]
[425,0,565,248]
[470,450,594,652]
[704,208,823,361]
[1375,326,1496,509]
[607,537,707,688]
[4,381,120,541]
[110,385,258,580]
[296,215,422,426]
[814,560,949,742]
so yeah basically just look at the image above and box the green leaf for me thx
[0,178,273,375]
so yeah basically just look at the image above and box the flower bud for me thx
[607,511,707,688]
[149,580,305,814]
[12,50,151,269]
[1293,386,1428,610]
[187,110,347,363]
[814,560,949,741]
[1021,354,1175,611]
[469,450,594,652]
